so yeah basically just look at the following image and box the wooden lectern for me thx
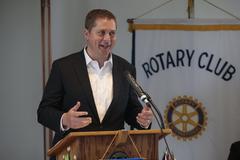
[48,129,171,160]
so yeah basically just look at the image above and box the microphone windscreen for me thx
[124,71,144,97]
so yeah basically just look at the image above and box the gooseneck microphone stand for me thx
[141,92,174,160]
[125,71,174,160]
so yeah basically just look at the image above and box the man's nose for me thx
[103,33,111,40]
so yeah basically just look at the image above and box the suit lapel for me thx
[102,55,122,123]
[71,51,100,123]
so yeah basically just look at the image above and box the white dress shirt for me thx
[84,49,113,122]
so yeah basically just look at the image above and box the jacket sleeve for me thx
[37,60,65,133]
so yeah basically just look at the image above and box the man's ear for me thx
[84,29,89,40]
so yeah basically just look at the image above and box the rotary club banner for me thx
[131,19,240,160]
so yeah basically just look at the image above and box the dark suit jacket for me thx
[37,50,144,146]
[228,141,240,160]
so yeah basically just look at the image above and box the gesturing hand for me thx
[62,101,92,129]
[136,105,153,128]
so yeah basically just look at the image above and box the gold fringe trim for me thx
[128,24,240,32]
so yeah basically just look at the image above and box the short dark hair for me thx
[85,9,117,31]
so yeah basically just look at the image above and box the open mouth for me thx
[99,44,110,49]
[99,42,111,49]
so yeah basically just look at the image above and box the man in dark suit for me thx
[228,141,240,160]
[37,8,153,155]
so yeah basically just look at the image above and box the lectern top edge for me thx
[47,129,171,157]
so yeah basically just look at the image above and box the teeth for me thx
[101,44,109,47]
[100,45,110,49]
[100,42,111,48]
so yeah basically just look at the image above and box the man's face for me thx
[84,18,116,61]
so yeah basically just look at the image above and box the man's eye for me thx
[109,31,116,37]
[98,31,106,36]
[97,30,116,37]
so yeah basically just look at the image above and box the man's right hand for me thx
[62,101,92,129]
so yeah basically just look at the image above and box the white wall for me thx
[51,0,240,62]
[1,0,239,159]
[52,0,188,61]
[195,0,240,19]
[51,0,88,60]
[0,0,43,159]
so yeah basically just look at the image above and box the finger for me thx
[137,113,152,124]
[74,111,88,117]
[136,118,149,127]
[72,117,91,124]
[136,115,146,124]
[138,112,150,120]
[70,101,81,111]
[142,107,153,115]
[143,105,151,111]
[140,109,153,119]
[136,117,142,123]
[71,117,92,129]
[80,117,92,124]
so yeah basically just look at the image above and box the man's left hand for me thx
[136,105,153,128]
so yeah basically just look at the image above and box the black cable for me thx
[144,93,174,160]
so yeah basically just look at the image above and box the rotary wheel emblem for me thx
[164,96,207,141]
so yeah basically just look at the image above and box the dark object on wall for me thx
[228,141,240,160]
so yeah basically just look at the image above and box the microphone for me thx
[124,71,149,104]
[124,70,164,127]
[124,70,175,160]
